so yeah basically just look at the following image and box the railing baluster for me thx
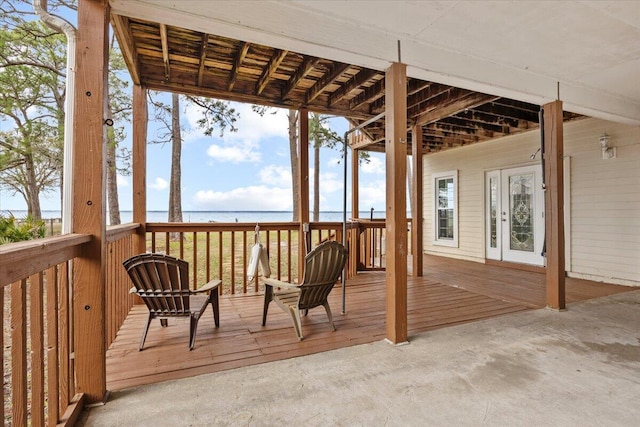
[206,231,211,283]
[11,279,28,426]
[230,231,235,294]
[179,232,185,260]
[30,272,45,427]
[46,266,60,427]
[192,232,198,290]
[242,231,247,293]
[218,232,223,294]
[58,262,71,416]
[276,230,281,280]
[287,230,292,281]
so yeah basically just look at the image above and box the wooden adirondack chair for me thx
[123,253,221,350]
[262,240,348,340]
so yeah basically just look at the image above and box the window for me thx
[433,170,458,247]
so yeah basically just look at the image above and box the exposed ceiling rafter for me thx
[196,33,209,87]
[228,41,249,91]
[256,49,288,95]
[159,23,170,80]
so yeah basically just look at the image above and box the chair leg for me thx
[160,319,168,327]
[289,306,303,341]
[140,313,153,351]
[210,291,220,327]
[262,285,273,326]
[323,302,336,331]
[189,315,198,351]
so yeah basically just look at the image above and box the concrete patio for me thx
[80,289,640,426]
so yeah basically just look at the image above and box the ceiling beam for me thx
[282,56,320,100]
[455,108,529,129]
[407,79,432,96]
[475,100,540,122]
[228,42,249,91]
[407,83,451,111]
[305,62,350,104]
[349,78,385,110]
[110,15,140,84]
[329,68,379,107]
[414,92,500,127]
[145,80,372,120]
[196,33,209,87]
[159,23,170,80]
[255,49,288,95]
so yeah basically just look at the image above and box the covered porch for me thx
[1,1,638,425]
[106,255,631,391]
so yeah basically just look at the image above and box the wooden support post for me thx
[351,148,359,219]
[298,108,310,280]
[72,0,109,403]
[542,100,566,309]
[411,125,423,277]
[385,63,408,344]
[132,84,147,254]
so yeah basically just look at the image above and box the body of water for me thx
[2,210,387,224]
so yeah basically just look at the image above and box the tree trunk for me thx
[168,93,183,225]
[24,154,42,220]
[288,109,299,222]
[106,102,121,225]
[313,144,320,222]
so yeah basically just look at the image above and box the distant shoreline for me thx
[2,209,389,224]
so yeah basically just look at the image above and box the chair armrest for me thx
[129,287,138,295]
[264,277,300,290]
[193,279,222,294]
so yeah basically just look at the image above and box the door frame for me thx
[485,165,545,266]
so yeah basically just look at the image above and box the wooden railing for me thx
[145,222,349,294]
[351,218,412,271]
[105,223,139,347]
[0,234,91,426]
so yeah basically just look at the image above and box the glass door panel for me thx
[501,165,544,265]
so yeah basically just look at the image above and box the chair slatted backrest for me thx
[299,241,348,309]
[124,253,191,316]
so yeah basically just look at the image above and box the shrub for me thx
[0,214,46,244]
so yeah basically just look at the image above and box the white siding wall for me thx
[422,117,640,286]
[564,119,640,285]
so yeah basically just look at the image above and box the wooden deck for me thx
[106,255,632,391]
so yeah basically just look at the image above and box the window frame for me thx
[432,170,459,247]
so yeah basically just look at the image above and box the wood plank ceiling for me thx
[112,14,581,153]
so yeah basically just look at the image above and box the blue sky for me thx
[133,101,388,212]
[1,99,388,213]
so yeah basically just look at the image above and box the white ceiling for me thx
[111,0,640,125]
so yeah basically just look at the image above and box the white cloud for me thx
[326,156,342,168]
[359,180,386,207]
[228,103,289,141]
[361,156,385,175]
[116,175,129,187]
[193,186,292,211]
[259,165,292,187]
[184,102,288,163]
[149,177,168,191]
[318,172,343,193]
[206,141,261,163]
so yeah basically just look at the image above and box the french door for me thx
[485,165,544,266]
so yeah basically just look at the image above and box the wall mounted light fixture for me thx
[599,133,616,159]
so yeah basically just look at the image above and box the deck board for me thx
[106,255,632,391]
